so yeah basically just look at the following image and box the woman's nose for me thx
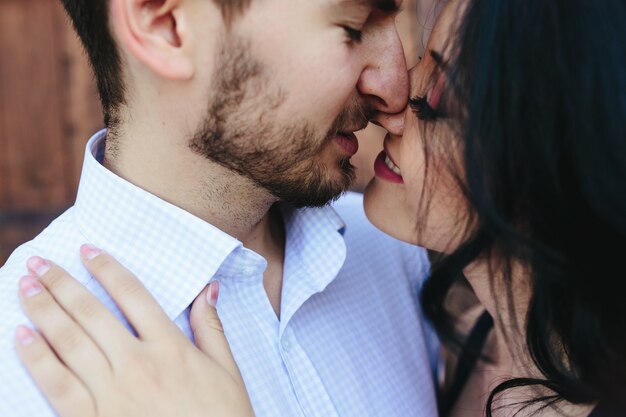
[370,110,405,136]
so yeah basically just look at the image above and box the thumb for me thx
[189,282,242,381]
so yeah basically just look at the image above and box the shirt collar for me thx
[74,130,242,319]
[73,130,347,319]
[277,201,347,330]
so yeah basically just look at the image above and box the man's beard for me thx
[189,35,371,208]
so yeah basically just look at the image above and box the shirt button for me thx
[281,336,292,352]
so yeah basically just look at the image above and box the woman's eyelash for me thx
[343,27,363,43]
[409,96,438,121]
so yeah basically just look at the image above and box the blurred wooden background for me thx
[0,0,435,264]
[0,0,102,263]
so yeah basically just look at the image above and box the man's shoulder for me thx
[0,207,92,332]
[1,207,84,274]
[0,208,86,416]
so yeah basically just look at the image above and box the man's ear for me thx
[110,0,194,80]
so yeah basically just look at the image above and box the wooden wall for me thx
[0,0,103,263]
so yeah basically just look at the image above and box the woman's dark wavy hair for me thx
[420,0,626,415]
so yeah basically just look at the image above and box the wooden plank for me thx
[0,50,8,211]
[0,0,69,211]
[0,210,64,264]
[0,0,102,263]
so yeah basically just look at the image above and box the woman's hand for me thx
[14,244,255,417]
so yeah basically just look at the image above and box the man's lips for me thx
[334,132,359,156]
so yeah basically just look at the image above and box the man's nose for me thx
[357,23,409,114]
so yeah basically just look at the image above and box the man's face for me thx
[191,0,408,207]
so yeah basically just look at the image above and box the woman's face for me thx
[364,1,470,253]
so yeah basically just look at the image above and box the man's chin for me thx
[250,157,355,208]
[285,194,342,209]
[280,176,354,208]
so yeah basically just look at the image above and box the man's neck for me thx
[247,205,286,317]
[103,130,281,246]
[104,127,289,315]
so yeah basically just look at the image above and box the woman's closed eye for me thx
[409,95,439,121]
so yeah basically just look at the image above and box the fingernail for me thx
[16,325,35,346]
[26,256,50,277]
[206,281,220,307]
[80,244,101,260]
[19,276,42,298]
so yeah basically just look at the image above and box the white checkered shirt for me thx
[0,130,439,417]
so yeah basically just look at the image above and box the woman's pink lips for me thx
[334,132,359,156]
[383,139,401,168]
[374,151,404,184]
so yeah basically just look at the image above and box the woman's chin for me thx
[363,180,420,246]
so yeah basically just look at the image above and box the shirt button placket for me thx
[279,328,308,416]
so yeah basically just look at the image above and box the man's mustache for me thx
[329,102,375,136]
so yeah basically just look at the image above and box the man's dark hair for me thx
[60,0,252,129]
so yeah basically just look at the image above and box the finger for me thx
[189,282,243,383]
[27,256,135,359]
[18,275,111,391]
[78,244,179,340]
[16,325,95,417]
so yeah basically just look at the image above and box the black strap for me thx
[587,402,626,417]
[438,311,494,417]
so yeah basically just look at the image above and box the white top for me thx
[0,130,439,417]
